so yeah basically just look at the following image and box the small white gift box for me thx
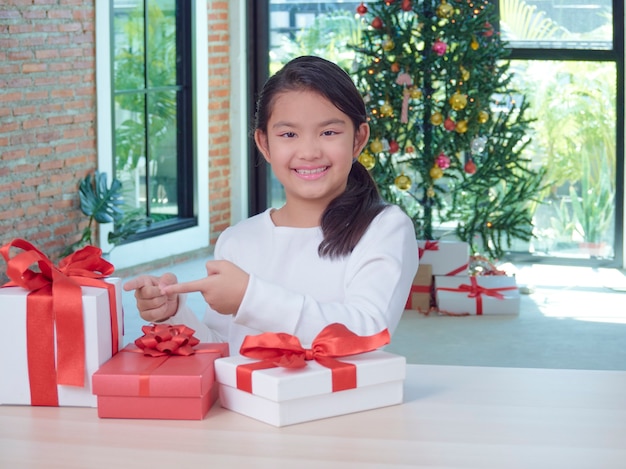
[0,278,124,407]
[215,349,406,427]
[435,275,520,315]
[418,240,469,276]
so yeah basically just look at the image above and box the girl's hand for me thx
[123,273,179,323]
[160,260,249,315]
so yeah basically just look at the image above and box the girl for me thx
[124,56,418,351]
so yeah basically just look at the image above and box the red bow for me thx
[437,276,517,315]
[236,323,390,393]
[418,240,439,259]
[135,324,200,357]
[1,238,120,406]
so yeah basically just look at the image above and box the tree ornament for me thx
[358,151,376,170]
[380,100,394,116]
[410,86,422,99]
[470,37,479,50]
[382,37,395,52]
[389,140,400,153]
[431,111,444,126]
[430,165,444,180]
[426,186,435,198]
[470,136,487,153]
[477,110,489,124]
[372,17,383,30]
[460,66,470,81]
[396,72,413,124]
[405,144,415,154]
[444,117,456,131]
[370,138,384,153]
[436,0,454,19]
[401,0,412,12]
[390,62,401,73]
[356,2,368,15]
[395,174,412,191]
[464,160,477,174]
[432,39,447,56]
[455,119,468,133]
[449,91,468,111]
[436,152,451,169]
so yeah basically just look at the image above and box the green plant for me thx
[65,171,150,255]
[569,163,614,245]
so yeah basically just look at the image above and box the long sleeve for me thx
[230,206,418,346]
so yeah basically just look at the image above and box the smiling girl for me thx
[124,56,418,351]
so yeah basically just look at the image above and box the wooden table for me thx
[1,365,624,468]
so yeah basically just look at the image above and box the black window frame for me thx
[110,0,197,243]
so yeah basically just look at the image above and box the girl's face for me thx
[255,90,369,211]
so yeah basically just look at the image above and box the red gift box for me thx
[92,325,229,420]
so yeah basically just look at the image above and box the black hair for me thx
[254,56,387,258]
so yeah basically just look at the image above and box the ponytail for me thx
[318,161,387,259]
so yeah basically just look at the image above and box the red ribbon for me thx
[418,240,439,259]
[436,276,517,315]
[1,238,120,406]
[134,324,200,357]
[445,262,469,276]
[236,323,390,394]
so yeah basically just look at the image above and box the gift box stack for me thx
[2,239,407,426]
[0,239,125,408]
[406,240,520,315]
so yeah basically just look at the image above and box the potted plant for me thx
[64,171,151,256]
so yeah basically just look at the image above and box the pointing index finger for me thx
[162,278,208,295]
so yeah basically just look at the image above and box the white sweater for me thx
[168,205,418,353]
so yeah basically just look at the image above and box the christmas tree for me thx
[351,0,546,259]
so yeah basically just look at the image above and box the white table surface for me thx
[1,364,625,469]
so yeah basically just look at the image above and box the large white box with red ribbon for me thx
[0,239,124,407]
[434,275,520,315]
[214,324,406,427]
[418,240,469,276]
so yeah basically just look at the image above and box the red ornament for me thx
[443,117,456,131]
[436,152,450,169]
[464,160,477,174]
[372,17,383,29]
[401,0,412,11]
[389,140,400,153]
[356,2,368,15]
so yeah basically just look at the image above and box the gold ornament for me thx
[430,166,444,180]
[455,119,468,133]
[370,138,384,153]
[470,37,479,50]
[410,86,422,99]
[382,38,395,51]
[436,0,454,19]
[426,186,435,198]
[449,91,467,111]
[394,174,412,191]
[380,100,394,116]
[460,66,470,81]
[358,151,376,170]
[430,111,443,126]
[477,110,489,124]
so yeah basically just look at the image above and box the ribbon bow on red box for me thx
[134,324,200,357]
[236,323,390,394]
[1,238,121,406]
[436,276,517,315]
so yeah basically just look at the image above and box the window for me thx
[112,0,195,237]
[251,0,624,267]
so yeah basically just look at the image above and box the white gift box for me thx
[215,350,406,427]
[0,278,124,407]
[417,240,469,276]
[435,275,520,315]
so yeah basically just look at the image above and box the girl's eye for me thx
[280,132,296,138]
[322,130,338,136]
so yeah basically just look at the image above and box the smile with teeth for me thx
[294,166,328,175]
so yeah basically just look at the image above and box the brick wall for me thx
[0,0,233,282]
